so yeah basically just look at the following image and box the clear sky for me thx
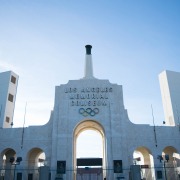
[0,1,180,130]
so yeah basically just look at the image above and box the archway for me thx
[76,129,103,158]
[162,146,178,179]
[74,120,105,180]
[133,147,155,180]
[0,148,16,180]
[27,147,46,180]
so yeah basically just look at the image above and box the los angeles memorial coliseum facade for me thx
[0,45,180,180]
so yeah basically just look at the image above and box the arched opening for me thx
[74,120,105,180]
[0,148,16,180]
[162,146,178,179]
[76,129,103,158]
[133,147,155,180]
[27,148,46,180]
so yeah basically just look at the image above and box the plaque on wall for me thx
[57,161,66,174]
[113,160,123,173]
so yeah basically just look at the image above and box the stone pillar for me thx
[130,165,141,180]
[39,166,50,180]
[4,161,13,180]
[106,135,113,179]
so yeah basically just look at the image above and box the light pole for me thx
[157,154,169,180]
[9,157,22,180]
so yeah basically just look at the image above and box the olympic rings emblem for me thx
[79,108,99,117]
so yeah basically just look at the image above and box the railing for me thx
[0,166,180,180]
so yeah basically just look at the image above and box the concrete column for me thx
[39,166,50,180]
[106,135,113,179]
[130,165,141,180]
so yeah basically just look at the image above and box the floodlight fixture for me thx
[16,157,22,163]
[157,155,163,162]
[165,154,169,162]
[9,157,15,163]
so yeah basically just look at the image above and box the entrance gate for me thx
[76,158,103,180]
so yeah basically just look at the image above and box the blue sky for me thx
[0,1,180,130]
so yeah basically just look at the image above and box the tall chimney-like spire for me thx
[84,45,95,79]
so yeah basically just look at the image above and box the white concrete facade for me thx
[0,46,180,180]
[159,70,180,126]
[0,71,18,128]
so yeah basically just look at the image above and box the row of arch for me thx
[0,147,45,180]
[0,118,180,180]
[133,146,180,179]
[0,143,179,179]
[0,147,45,168]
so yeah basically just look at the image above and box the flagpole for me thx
[21,102,27,149]
[151,104,158,147]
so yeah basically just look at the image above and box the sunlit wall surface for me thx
[0,71,18,128]
[159,70,180,126]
